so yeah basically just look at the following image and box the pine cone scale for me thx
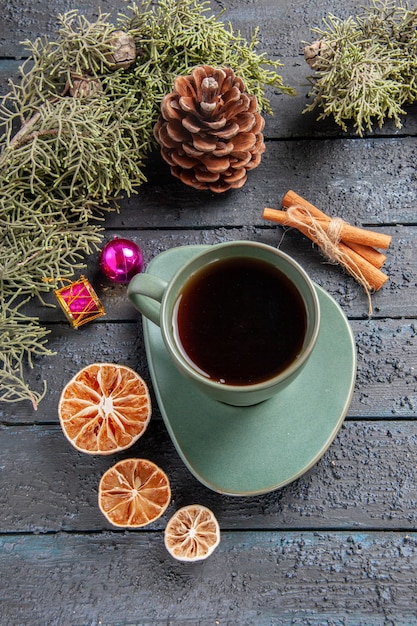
[221,86,242,106]
[252,115,266,134]
[183,144,205,158]
[212,143,234,157]
[223,168,247,183]
[232,133,256,152]
[192,134,218,152]
[166,120,191,143]
[235,112,257,133]
[161,96,182,120]
[171,152,200,169]
[154,121,178,149]
[154,66,266,193]
[201,154,231,173]
[202,118,228,131]
[247,153,263,170]
[223,96,252,119]
[177,96,197,114]
[230,152,252,168]
[194,170,221,183]
[182,116,203,134]
[174,76,197,98]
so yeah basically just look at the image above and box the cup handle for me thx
[127,273,168,326]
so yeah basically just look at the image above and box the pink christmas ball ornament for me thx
[99,237,144,283]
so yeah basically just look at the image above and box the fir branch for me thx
[124,0,295,113]
[303,0,417,135]
[0,0,293,407]
[0,304,53,409]
[0,367,48,410]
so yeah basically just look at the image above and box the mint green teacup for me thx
[128,241,320,406]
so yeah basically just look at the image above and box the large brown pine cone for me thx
[153,66,266,193]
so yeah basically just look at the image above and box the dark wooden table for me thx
[1,1,417,624]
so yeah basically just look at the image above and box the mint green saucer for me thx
[139,245,356,496]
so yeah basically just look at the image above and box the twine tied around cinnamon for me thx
[318,214,345,256]
[287,205,374,313]
[263,191,392,316]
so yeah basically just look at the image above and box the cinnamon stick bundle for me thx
[263,190,391,293]
[282,190,391,261]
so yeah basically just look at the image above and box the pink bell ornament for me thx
[99,237,144,283]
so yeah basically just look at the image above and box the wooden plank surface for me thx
[1,420,417,532]
[103,139,417,224]
[0,0,388,59]
[1,315,416,423]
[1,0,417,624]
[1,531,417,625]
[12,224,416,321]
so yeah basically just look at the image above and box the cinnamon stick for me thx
[262,206,388,291]
[281,190,388,268]
[264,207,391,251]
[347,242,386,270]
[282,190,392,250]
[335,243,388,291]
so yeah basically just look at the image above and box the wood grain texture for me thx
[1,0,417,623]
[0,0,377,58]
[1,420,417,533]
[1,531,417,625]
[0,0,405,59]
[90,138,417,226]
[0,315,416,423]
[1,0,120,58]
[12,224,415,323]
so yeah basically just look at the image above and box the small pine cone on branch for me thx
[153,65,266,193]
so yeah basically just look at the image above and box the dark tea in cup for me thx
[128,241,320,405]
[172,256,307,385]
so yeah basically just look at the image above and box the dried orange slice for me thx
[58,363,151,454]
[164,504,220,561]
[98,458,171,527]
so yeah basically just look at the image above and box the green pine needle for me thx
[0,0,293,406]
[303,0,417,135]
